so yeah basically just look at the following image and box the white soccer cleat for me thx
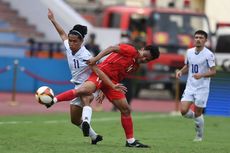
[193,136,202,142]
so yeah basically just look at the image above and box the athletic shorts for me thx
[181,91,209,108]
[87,72,126,102]
[70,83,98,107]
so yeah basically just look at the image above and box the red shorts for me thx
[87,72,126,102]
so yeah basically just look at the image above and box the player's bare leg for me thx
[180,101,194,119]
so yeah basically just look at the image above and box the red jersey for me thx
[98,44,139,82]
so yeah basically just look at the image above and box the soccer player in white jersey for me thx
[176,30,216,142]
[47,9,102,144]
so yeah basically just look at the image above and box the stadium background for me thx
[0,0,229,116]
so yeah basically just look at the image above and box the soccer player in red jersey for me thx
[48,43,160,148]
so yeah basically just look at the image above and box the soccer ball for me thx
[35,86,54,105]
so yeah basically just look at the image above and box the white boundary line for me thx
[0,114,177,125]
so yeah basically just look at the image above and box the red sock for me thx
[121,114,134,139]
[55,89,78,102]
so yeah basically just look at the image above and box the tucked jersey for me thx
[98,44,139,82]
[184,47,215,93]
[64,40,92,84]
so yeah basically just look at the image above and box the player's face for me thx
[194,34,207,48]
[138,49,153,63]
[68,34,83,52]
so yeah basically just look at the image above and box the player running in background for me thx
[47,9,102,144]
[176,30,216,141]
[47,42,160,148]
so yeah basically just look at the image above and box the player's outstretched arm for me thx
[47,8,68,41]
[87,46,120,65]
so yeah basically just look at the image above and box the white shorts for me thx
[181,91,209,108]
[70,84,98,107]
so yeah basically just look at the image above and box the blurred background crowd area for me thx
[0,0,230,59]
[0,0,230,116]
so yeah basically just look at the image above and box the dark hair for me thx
[144,45,160,60]
[68,24,87,39]
[194,30,208,39]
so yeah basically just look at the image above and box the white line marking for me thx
[0,114,175,125]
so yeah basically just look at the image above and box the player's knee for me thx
[77,87,91,95]
[194,106,204,117]
[120,106,131,116]
[180,109,188,116]
[194,111,203,118]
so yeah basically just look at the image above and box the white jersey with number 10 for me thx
[184,47,215,93]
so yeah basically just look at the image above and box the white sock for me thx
[194,115,204,138]
[184,109,195,119]
[127,138,135,143]
[53,97,57,103]
[78,122,97,140]
[89,127,97,140]
[82,106,92,123]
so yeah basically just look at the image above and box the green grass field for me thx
[0,112,229,153]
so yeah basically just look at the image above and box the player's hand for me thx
[86,57,97,65]
[193,73,203,79]
[113,83,127,93]
[48,8,54,21]
[96,90,105,104]
[176,70,182,79]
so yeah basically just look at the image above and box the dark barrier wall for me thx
[0,57,74,94]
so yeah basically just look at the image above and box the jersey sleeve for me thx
[118,44,138,57]
[207,52,215,67]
